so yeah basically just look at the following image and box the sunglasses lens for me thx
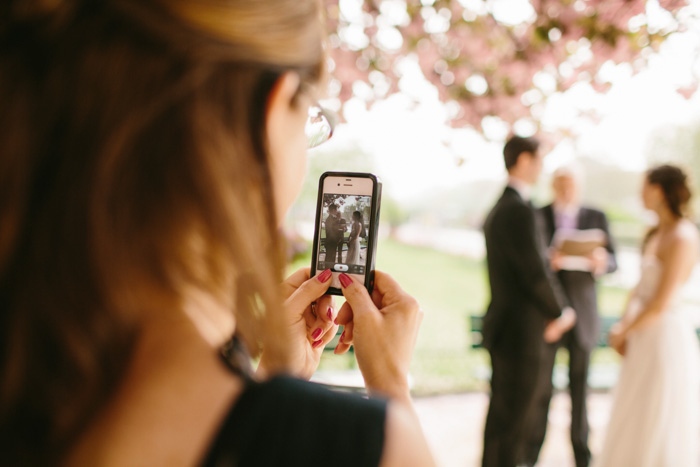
[306,105,334,149]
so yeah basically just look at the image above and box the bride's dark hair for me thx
[647,164,692,219]
[642,164,693,251]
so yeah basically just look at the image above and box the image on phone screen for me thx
[317,193,372,274]
[317,193,372,285]
[312,173,380,294]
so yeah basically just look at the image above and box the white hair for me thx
[552,163,585,184]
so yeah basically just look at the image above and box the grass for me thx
[288,238,627,395]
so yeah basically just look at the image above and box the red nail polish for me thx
[312,339,324,349]
[338,273,352,288]
[311,328,322,340]
[339,331,346,343]
[327,307,333,320]
[317,269,332,283]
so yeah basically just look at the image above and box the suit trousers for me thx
[523,331,592,467]
[324,240,339,265]
[483,345,543,467]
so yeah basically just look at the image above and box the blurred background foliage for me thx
[283,1,700,394]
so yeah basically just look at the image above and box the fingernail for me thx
[327,307,333,320]
[338,273,352,288]
[311,328,322,340]
[339,330,346,343]
[312,339,324,349]
[317,269,332,283]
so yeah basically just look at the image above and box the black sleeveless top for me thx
[202,376,387,467]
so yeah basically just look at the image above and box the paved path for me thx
[413,391,614,467]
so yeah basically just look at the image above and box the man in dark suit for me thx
[523,166,617,467]
[323,204,344,265]
[481,136,576,467]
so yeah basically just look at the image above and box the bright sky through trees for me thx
[314,1,700,202]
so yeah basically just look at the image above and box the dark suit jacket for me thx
[539,204,618,351]
[482,187,568,355]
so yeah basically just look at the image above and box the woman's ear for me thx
[264,72,309,223]
[266,72,301,139]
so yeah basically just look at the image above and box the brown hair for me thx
[642,164,693,251]
[503,135,539,171]
[647,164,692,218]
[0,0,324,463]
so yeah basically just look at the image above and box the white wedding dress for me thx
[594,256,700,467]
[345,221,361,265]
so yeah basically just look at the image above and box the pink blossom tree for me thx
[325,0,692,135]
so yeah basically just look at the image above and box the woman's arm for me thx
[334,271,436,466]
[608,288,639,355]
[380,401,435,467]
[348,221,360,241]
[618,286,640,326]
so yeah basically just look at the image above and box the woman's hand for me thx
[334,271,422,403]
[608,322,627,356]
[258,268,337,380]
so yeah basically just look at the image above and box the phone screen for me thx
[314,174,378,292]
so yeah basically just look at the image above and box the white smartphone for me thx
[310,172,382,295]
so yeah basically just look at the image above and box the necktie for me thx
[557,211,576,231]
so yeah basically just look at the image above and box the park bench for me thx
[468,314,623,389]
[468,315,619,349]
[469,314,700,349]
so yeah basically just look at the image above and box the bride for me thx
[346,211,364,265]
[595,164,700,466]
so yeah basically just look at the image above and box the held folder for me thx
[551,229,607,272]
[552,228,606,256]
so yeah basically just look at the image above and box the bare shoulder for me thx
[660,220,700,263]
[674,219,700,245]
[380,402,435,467]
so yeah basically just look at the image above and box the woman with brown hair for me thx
[595,164,700,466]
[0,1,434,465]
[345,211,364,265]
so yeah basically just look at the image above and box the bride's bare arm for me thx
[349,221,361,241]
[618,288,639,326]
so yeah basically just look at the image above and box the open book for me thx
[552,228,606,256]
[551,229,607,271]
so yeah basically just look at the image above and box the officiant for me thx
[523,165,618,467]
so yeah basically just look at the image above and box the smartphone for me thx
[311,172,382,295]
